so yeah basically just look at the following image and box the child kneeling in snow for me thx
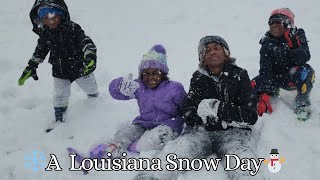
[68,45,186,161]
[251,8,315,121]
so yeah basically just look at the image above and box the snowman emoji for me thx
[264,149,285,173]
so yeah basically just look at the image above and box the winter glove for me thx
[182,110,203,127]
[81,51,96,76]
[257,93,273,116]
[119,73,140,98]
[197,98,220,124]
[284,26,301,49]
[18,60,39,86]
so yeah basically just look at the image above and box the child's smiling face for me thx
[142,68,164,89]
[269,22,286,38]
[43,15,61,29]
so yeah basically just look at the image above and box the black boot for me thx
[295,93,311,111]
[295,94,311,121]
[87,92,99,98]
[54,107,67,122]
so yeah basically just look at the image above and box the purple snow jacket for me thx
[109,78,187,134]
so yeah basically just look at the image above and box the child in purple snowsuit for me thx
[68,44,186,161]
[106,44,187,155]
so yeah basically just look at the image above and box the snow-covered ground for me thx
[1,0,320,180]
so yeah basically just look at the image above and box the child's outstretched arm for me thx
[18,35,49,86]
[33,35,50,62]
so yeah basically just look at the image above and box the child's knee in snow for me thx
[136,125,177,152]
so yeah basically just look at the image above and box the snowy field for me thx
[0,0,320,180]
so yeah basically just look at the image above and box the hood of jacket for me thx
[29,0,70,35]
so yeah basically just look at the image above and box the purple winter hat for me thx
[138,44,169,75]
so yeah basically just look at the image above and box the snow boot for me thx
[54,106,67,122]
[295,105,311,121]
[89,143,119,159]
[294,94,311,121]
[67,147,89,175]
[87,92,99,98]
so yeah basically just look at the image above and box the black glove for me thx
[183,111,203,127]
[204,116,226,131]
[284,27,301,49]
[18,61,39,86]
[204,116,217,131]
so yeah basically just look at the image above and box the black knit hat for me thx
[198,36,230,62]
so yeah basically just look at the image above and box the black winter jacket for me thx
[257,29,310,94]
[181,63,258,131]
[29,0,97,81]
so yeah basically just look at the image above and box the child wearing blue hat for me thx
[19,0,99,130]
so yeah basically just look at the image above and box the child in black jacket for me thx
[251,8,315,120]
[18,0,99,123]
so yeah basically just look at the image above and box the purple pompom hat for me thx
[138,44,169,75]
